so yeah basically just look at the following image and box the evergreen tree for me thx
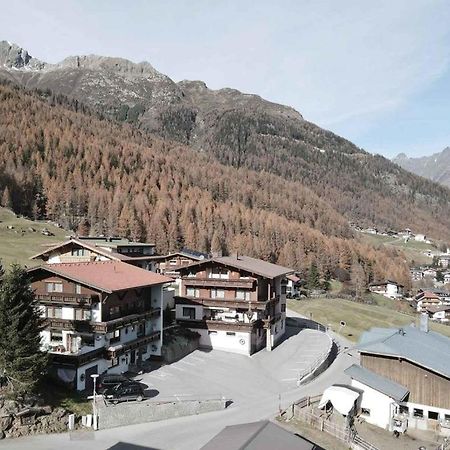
[0,265,47,392]
[306,262,320,290]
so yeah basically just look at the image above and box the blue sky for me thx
[1,0,450,158]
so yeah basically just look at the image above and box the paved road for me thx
[2,310,358,450]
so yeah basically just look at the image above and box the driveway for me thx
[1,310,358,450]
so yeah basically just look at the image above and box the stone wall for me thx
[98,398,227,429]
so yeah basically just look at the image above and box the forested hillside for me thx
[2,41,449,239]
[0,82,410,286]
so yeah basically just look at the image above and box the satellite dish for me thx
[340,321,346,327]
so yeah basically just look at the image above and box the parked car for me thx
[103,381,145,404]
[97,374,129,394]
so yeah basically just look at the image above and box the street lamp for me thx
[91,374,99,431]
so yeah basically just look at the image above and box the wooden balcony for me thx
[175,296,278,311]
[177,318,262,332]
[182,277,255,289]
[44,308,161,334]
[49,346,105,368]
[107,331,161,358]
[36,293,99,306]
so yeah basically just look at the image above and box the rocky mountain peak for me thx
[0,41,46,70]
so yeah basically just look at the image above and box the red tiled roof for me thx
[28,261,173,293]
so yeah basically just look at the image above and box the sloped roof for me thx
[425,305,450,314]
[28,261,173,293]
[181,255,293,279]
[357,325,450,379]
[345,364,409,401]
[200,420,321,450]
[30,238,130,262]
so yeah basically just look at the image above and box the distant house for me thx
[438,255,450,269]
[353,322,450,435]
[368,280,404,299]
[424,305,450,322]
[285,273,302,297]
[200,420,322,450]
[444,273,450,284]
[415,291,442,312]
[414,234,427,242]
[410,268,424,281]
[423,268,437,279]
[152,249,210,278]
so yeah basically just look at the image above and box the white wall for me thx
[195,328,252,355]
[351,379,396,430]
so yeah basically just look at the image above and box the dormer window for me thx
[210,267,229,279]
[47,282,63,293]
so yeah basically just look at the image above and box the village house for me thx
[28,261,172,391]
[414,291,442,312]
[31,236,158,271]
[368,280,404,299]
[414,234,427,242]
[152,249,210,278]
[424,305,450,322]
[444,272,450,284]
[437,254,450,269]
[174,255,293,355]
[423,268,438,279]
[285,273,302,298]
[410,268,424,281]
[348,320,450,435]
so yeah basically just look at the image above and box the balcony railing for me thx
[44,308,161,334]
[49,346,105,367]
[36,293,99,306]
[182,277,255,289]
[106,331,161,358]
[177,318,262,332]
[175,296,278,311]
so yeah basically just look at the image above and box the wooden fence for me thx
[289,396,379,450]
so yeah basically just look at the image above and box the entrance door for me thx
[130,350,136,364]
[84,365,98,393]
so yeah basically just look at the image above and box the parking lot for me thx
[133,326,332,404]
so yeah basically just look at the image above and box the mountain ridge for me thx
[1,40,450,243]
[393,147,450,187]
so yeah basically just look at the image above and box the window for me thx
[186,271,196,278]
[46,282,63,293]
[361,408,371,416]
[75,284,82,294]
[236,290,250,301]
[281,304,286,312]
[413,408,424,418]
[110,329,120,344]
[211,289,225,299]
[428,411,439,420]
[50,331,63,343]
[110,357,119,367]
[226,332,236,336]
[281,285,287,294]
[71,248,85,257]
[47,306,62,318]
[80,334,94,347]
[186,287,200,298]
[109,306,121,318]
[399,405,409,415]
[75,309,91,321]
[169,259,178,266]
[211,267,228,279]
[445,414,450,422]
[182,307,196,319]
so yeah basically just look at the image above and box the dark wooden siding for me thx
[361,353,450,409]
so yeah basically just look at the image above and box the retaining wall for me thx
[98,398,227,429]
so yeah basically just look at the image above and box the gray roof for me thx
[358,325,450,379]
[182,255,293,279]
[345,364,409,401]
[200,420,322,450]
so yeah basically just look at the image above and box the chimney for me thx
[420,312,429,333]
